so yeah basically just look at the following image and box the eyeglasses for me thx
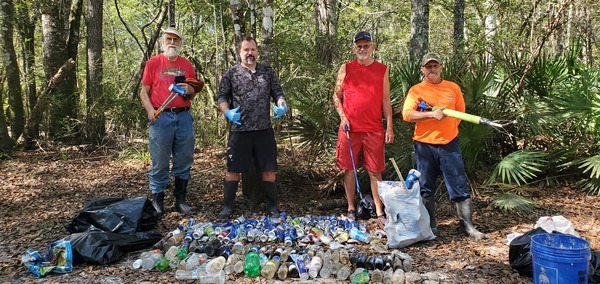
[423,64,441,69]
[165,37,181,43]
[354,44,372,50]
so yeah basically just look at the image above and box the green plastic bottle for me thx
[177,247,188,260]
[243,251,261,278]
[351,270,370,284]
[155,257,170,271]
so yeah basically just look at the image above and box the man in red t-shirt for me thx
[139,27,203,216]
[333,31,394,223]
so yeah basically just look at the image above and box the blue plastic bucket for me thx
[531,233,591,284]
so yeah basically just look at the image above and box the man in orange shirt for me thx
[333,31,394,223]
[402,52,485,240]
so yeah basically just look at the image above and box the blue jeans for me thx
[414,138,470,202]
[148,111,195,194]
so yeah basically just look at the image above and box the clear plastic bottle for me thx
[277,261,288,280]
[198,269,226,284]
[392,268,406,283]
[383,268,394,284]
[132,259,143,269]
[296,254,310,281]
[234,259,244,274]
[371,268,384,282]
[205,256,226,275]
[175,268,200,280]
[140,249,163,270]
[319,258,332,278]
[337,265,352,280]
[260,255,280,279]
[308,255,323,279]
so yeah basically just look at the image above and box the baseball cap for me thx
[421,52,443,66]
[353,31,372,43]
[162,27,183,40]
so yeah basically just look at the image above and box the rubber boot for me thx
[217,180,238,221]
[423,198,438,235]
[152,192,165,216]
[263,181,279,218]
[455,198,486,240]
[174,177,196,215]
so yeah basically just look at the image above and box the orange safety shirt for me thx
[402,79,465,145]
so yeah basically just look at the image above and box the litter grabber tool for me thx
[344,125,376,219]
[154,84,187,119]
[417,100,516,129]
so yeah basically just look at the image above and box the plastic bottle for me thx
[351,269,370,284]
[405,169,421,189]
[392,268,406,283]
[155,257,170,271]
[288,262,299,278]
[371,268,384,282]
[319,257,332,278]
[308,255,323,279]
[339,249,350,264]
[178,252,201,270]
[277,261,288,279]
[296,254,310,281]
[205,256,226,275]
[140,249,163,270]
[337,265,352,280]
[175,268,200,280]
[164,246,180,268]
[233,259,244,274]
[243,251,261,278]
[198,269,226,284]
[383,268,394,284]
[349,227,372,243]
[261,255,280,279]
[132,259,143,269]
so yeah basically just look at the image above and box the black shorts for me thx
[227,128,277,173]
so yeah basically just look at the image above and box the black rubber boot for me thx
[217,180,238,221]
[424,198,438,235]
[456,198,486,240]
[174,177,196,215]
[152,192,165,216]
[263,181,279,218]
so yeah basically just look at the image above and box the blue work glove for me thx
[225,106,242,125]
[272,102,288,119]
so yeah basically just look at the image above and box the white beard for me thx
[163,46,181,58]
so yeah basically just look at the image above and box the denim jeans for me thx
[148,111,195,194]
[414,137,470,202]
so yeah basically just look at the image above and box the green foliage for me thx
[486,150,546,186]
[493,193,536,214]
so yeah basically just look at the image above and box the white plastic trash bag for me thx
[534,215,580,237]
[377,179,435,248]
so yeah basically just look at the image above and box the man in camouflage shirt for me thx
[216,36,287,220]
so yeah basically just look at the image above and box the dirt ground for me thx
[0,147,598,283]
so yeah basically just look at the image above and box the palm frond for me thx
[493,193,536,213]
[486,150,547,185]
[577,178,600,195]
[579,154,600,179]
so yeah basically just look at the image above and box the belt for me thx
[155,106,190,113]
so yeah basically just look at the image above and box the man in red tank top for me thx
[333,31,394,224]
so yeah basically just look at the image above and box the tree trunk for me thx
[41,0,81,141]
[248,0,257,38]
[168,0,175,27]
[452,0,465,63]
[484,0,497,63]
[0,0,25,141]
[409,0,429,63]
[229,0,245,62]
[315,0,338,66]
[0,72,15,150]
[15,0,38,116]
[86,0,105,145]
[23,59,76,149]
[260,0,274,66]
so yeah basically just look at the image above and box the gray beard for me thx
[164,48,179,58]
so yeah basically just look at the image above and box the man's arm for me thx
[333,64,349,131]
[139,85,157,122]
[382,67,394,144]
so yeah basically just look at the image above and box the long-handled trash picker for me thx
[344,125,375,219]
[417,99,516,136]
[154,84,187,119]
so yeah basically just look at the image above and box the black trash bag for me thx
[508,227,556,277]
[62,196,162,265]
[590,251,600,284]
[63,230,162,265]
[65,196,159,234]
[357,194,377,220]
